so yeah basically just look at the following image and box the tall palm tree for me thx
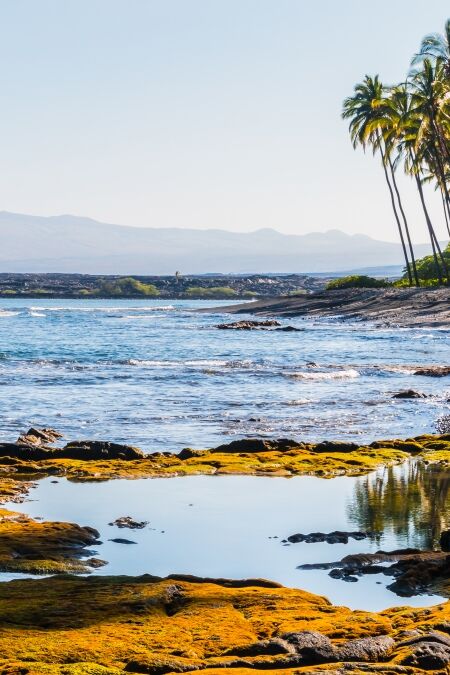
[342,76,414,284]
[413,19,450,79]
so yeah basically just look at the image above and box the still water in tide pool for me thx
[0,298,448,450]
[7,460,449,612]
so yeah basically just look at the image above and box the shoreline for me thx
[204,287,450,327]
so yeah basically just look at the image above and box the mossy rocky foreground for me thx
[0,432,448,673]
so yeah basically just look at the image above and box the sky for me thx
[0,0,449,243]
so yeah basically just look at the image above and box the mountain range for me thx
[0,211,439,275]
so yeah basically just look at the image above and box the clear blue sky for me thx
[0,0,449,243]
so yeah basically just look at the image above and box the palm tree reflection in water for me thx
[347,461,450,550]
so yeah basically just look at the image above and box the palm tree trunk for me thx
[440,187,450,237]
[379,144,413,285]
[410,150,449,284]
[388,158,420,286]
[414,171,446,284]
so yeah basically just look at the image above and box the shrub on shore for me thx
[184,286,237,298]
[326,275,391,290]
[94,277,160,297]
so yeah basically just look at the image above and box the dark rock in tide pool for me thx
[440,530,450,552]
[392,390,428,399]
[216,320,281,330]
[287,530,378,545]
[109,538,138,545]
[109,516,149,529]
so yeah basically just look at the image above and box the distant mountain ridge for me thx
[0,211,439,274]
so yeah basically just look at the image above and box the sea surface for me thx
[0,298,448,450]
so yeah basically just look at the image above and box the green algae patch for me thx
[0,574,448,674]
[1,434,447,486]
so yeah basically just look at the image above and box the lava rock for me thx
[392,390,427,399]
[413,366,450,377]
[216,320,281,330]
[280,631,337,664]
[109,516,149,529]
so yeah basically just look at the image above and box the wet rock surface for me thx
[216,319,282,329]
[298,548,450,597]
[413,366,450,377]
[392,390,428,399]
[109,516,149,529]
[287,530,379,545]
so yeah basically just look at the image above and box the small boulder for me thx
[338,635,395,662]
[109,516,148,529]
[402,641,450,670]
[280,631,337,664]
[313,441,360,454]
[392,390,427,399]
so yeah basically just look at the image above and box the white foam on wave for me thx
[286,398,313,405]
[0,310,19,317]
[29,311,46,317]
[287,368,360,381]
[30,305,175,313]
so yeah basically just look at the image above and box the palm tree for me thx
[413,19,450,80]
[342,76,414,284]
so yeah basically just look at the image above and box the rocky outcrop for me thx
[286,530,378,544]
[414,366,450,377]
[17,427,63,446]
[0,439,144,462]
[216,320,281,329]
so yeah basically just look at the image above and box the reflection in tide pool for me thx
[7,461,448,612]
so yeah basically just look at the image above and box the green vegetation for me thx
[343,20,450,286]
[184,286,237,298]
[326,275,391,290]
[94,277,160,297]
[400,242,450,283]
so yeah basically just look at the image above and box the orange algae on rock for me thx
[0,575,448,673]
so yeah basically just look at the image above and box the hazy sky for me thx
[0,0,449,242]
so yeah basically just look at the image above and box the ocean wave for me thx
[287,368,360,381]
[0,311,20,317]
[29,312,46,318]
[29,305,175,313]
[285,398,313,405]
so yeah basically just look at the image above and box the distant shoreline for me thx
[204,287,450,328]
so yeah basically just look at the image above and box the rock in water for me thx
[17,427,63,446]
[392,390,427,399]
[109,516,148,529]
[216,320,281,329]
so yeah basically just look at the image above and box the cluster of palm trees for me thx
[343,20,450,285]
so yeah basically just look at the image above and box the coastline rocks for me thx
[109,516,148,529]
[17,427,63,446]
[211,438,301,454]
[287,530,378,544]
[313,440,360,453]
[62,441,144,461]
[280,631,337,664]
[216,320,281,329]
[0,439,145,462]
[392,390,428,399]
[414,366,450,377]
